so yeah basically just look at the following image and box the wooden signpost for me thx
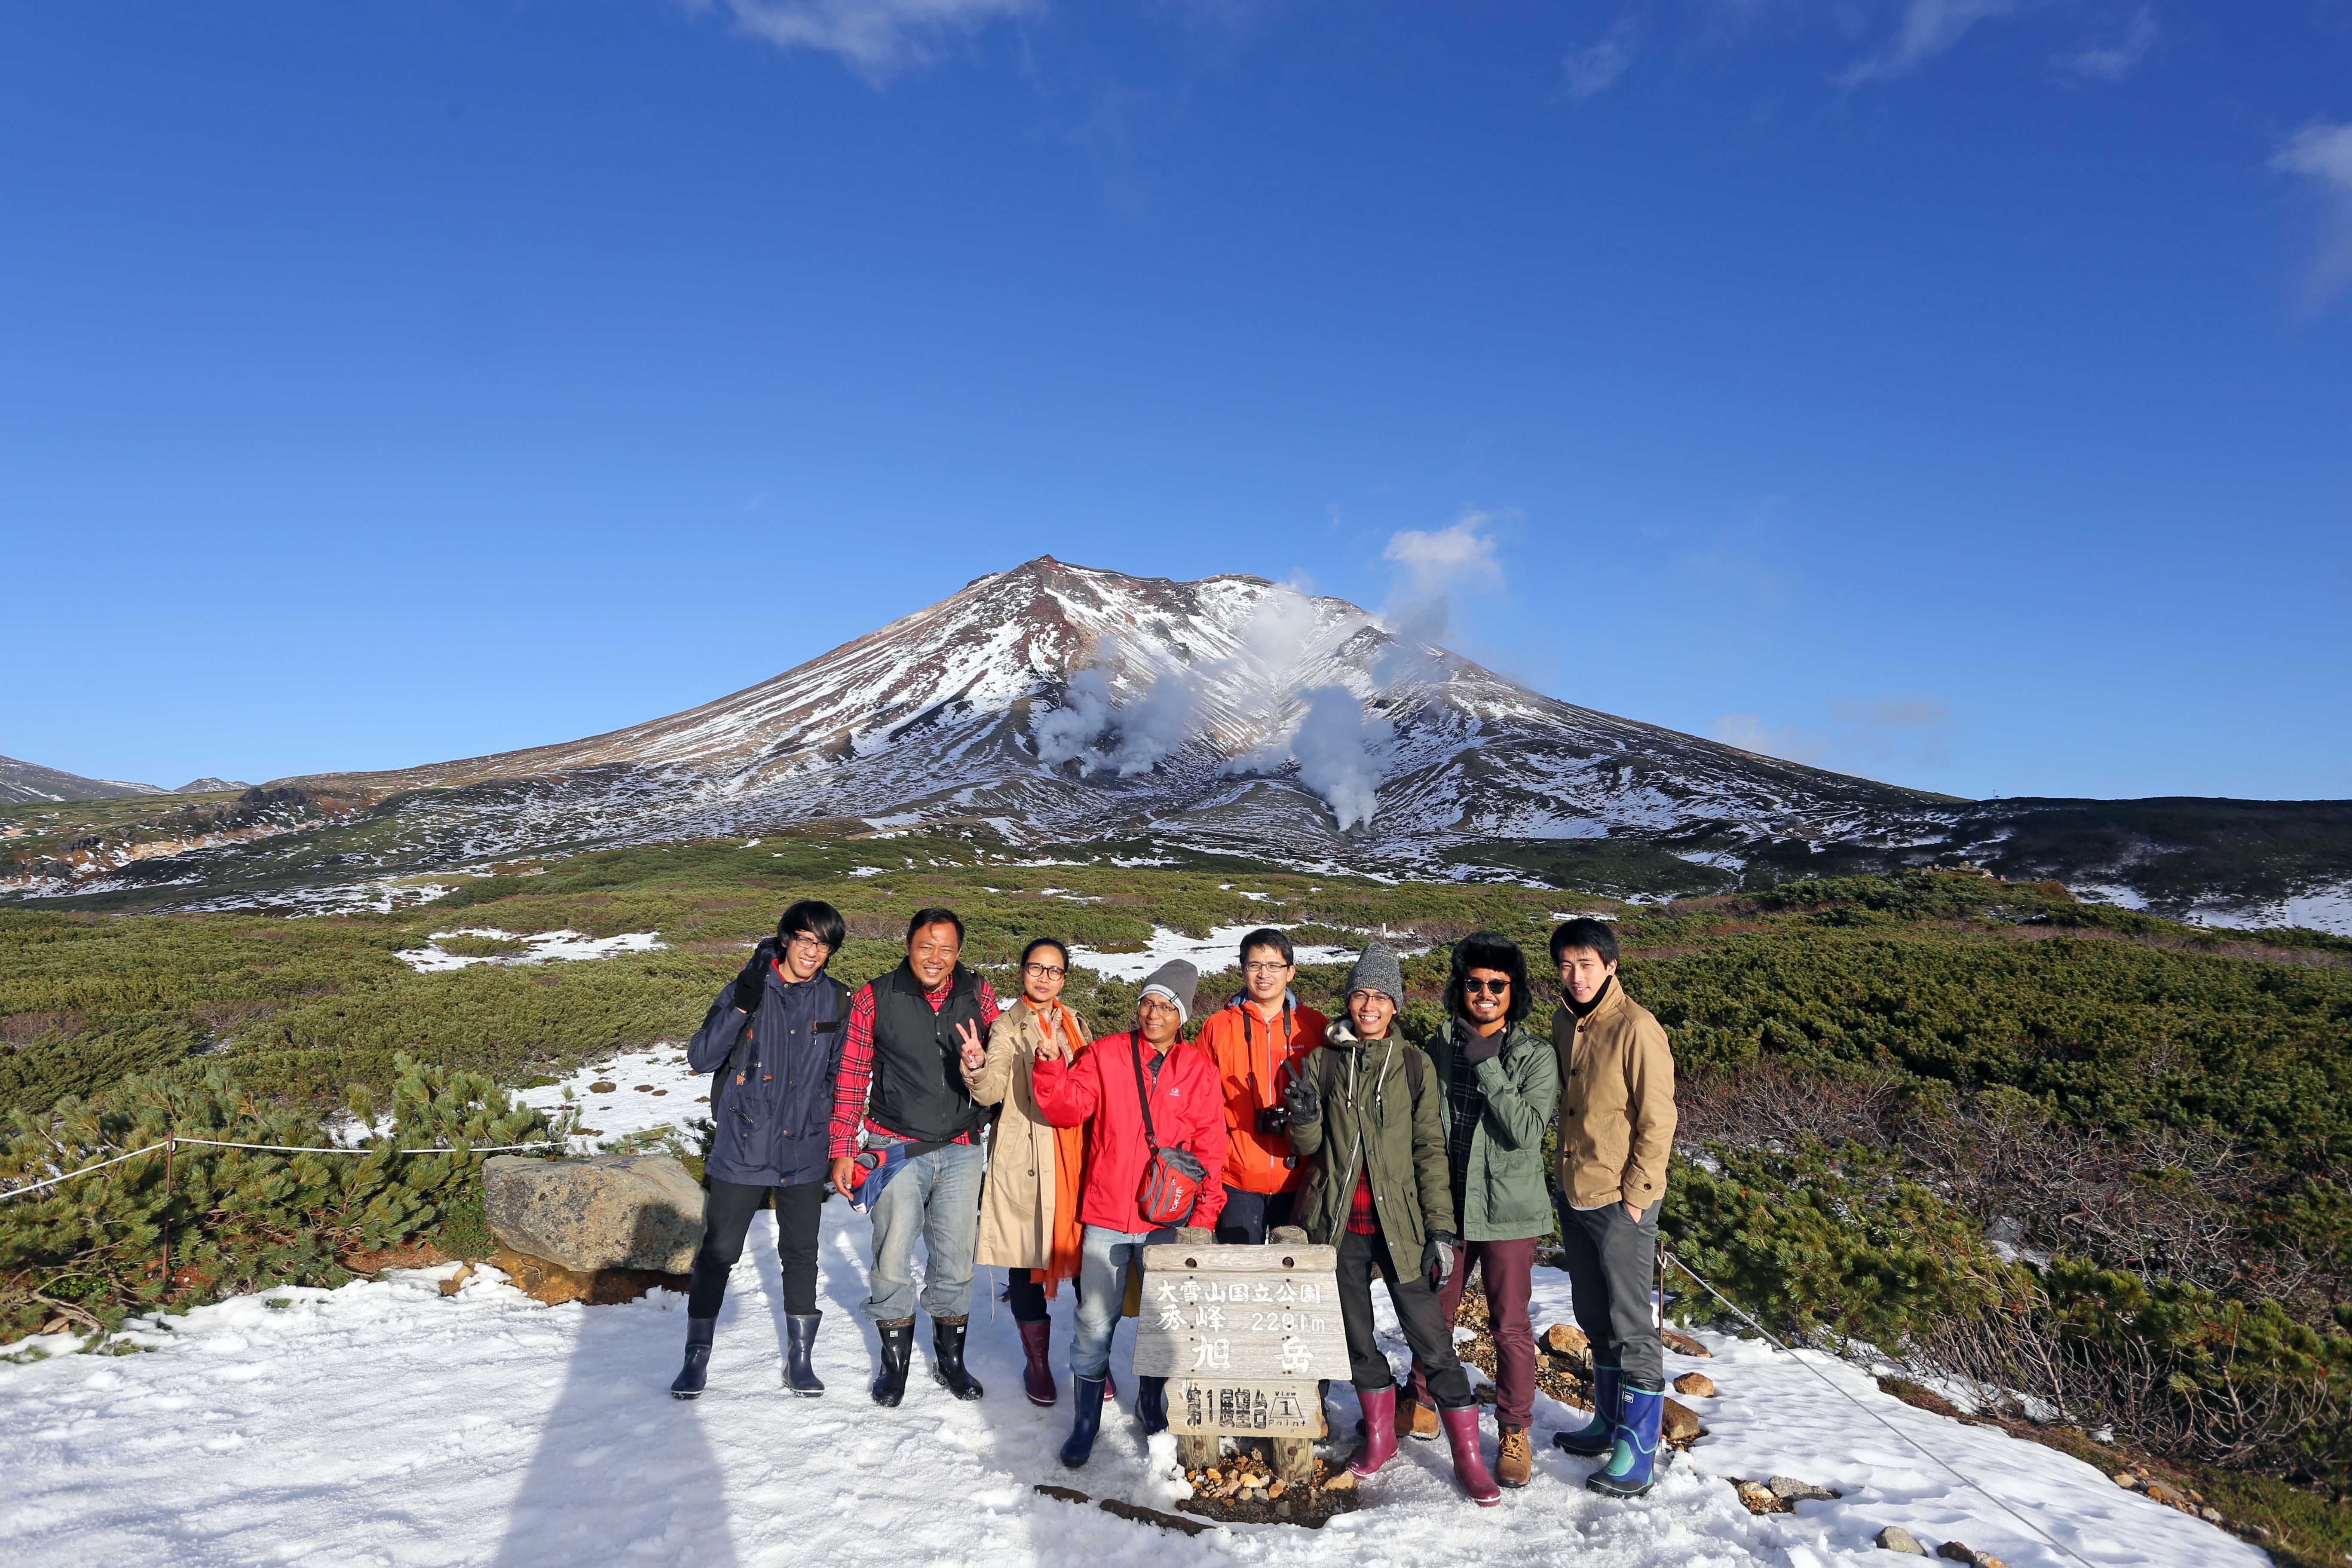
[1132,1237,1347,1481]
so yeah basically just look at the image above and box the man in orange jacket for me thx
[1196,926,1328,1244]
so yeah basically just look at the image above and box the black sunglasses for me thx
[1462,978,1511,995]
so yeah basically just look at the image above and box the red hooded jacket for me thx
[1032,1031,1229,1234]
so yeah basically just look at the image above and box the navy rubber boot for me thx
[1553,1363,1620,1456]
[1586,1384,1665,1498]
[1062,1375,1109,1468]
[1134,1375,1169,1435]
[784,1313,824,1396]
[670,1316,716,1400]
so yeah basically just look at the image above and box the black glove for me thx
[729,946,771,1013]
[1283,1070,1321,1127]
[1461,1030,1503,1067]
[1423,1231,1458,1290]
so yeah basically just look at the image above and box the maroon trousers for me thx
[1406,1236,1539,1429]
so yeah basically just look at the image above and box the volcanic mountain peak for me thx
[271,555,1939,861]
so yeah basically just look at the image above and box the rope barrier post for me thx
[161,1136,176,1288]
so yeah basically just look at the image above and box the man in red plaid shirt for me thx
[828,907,998,1407]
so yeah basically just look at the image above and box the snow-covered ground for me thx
[1070,925,1364,981]
[395,929,665,974]
[0,1207,2260,1568]
[512,1047,710,1148]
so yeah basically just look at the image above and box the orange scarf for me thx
[1023,997,1091,1297]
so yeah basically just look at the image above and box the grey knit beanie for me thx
[1137,959,1200,1024]
[1343,941,1405,1010]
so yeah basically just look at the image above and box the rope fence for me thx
[1662,1248,2100,1568]
[0,1135,567,1203]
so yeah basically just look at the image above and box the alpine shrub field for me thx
[4,836,2349,1547]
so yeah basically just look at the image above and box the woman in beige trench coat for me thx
[962,937,1092,1407]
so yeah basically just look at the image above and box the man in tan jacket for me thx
[1546,916,1677,1499]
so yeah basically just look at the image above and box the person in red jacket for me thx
[1195,927,1326,1245]
[1032,959,1227,1469]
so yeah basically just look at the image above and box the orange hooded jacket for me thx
[1195,994,1327,1195]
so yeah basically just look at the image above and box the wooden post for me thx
[1269,1436,1317,1486]
[160,1136,175,1287]
[1174,1435,1216,1471]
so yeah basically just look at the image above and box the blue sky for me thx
[3,1,2347,801]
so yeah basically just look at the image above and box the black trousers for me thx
[1004,1267,1050,1323]
[1335,1225,1473,1409]
[1214,1185,1297,1246]
[687,1177,825,1319]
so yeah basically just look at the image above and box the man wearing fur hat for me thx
[1032,959,1228,1468]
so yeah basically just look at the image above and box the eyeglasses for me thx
[1463,978,1510,995]
[1023,962,1067,979]
[785,933,833,953]
[1137,996,1182,1014]
[1243,961,1292,976]
[1346,990,1393,1005]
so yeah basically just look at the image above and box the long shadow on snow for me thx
[488,1207,736,1567]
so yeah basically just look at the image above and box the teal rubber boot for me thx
[1586,1384,1664,1498]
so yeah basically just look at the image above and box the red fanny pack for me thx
[1129,1032,1206,1227]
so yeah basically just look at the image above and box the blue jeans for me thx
[1068,1224,1150,1380]
[862,1141,986,1324]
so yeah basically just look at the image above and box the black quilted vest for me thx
[866,962,989,1145]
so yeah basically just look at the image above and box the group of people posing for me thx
[673,899,1678,1508]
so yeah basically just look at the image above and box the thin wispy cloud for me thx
[1716,695,1957,779]
[1839,0,2020,87]
[692,0,1037,81]
[1562,12,1641,101]
[1379,511,1505,660]
[2058,6,2156,83]
[1711,713,1826,765]
[2274,121,2352,309]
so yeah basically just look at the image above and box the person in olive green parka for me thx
[1285,941,1501,1506]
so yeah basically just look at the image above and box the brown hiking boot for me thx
[1496,1424,1533,1488]
[1404,1395,1441,1442]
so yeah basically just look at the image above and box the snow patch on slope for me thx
[395,928,665,974]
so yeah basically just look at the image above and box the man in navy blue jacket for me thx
[670,898,850,1400]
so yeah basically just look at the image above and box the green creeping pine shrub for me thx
[1666,1141,2352,1485]
[1665,1139,2033,1350]
[0,1054,551,1340]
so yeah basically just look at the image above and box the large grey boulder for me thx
[483,1153,704,1274]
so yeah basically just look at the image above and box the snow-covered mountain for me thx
[278,556,1948,867]
[11,557,2348,924]
[0,754,164,805]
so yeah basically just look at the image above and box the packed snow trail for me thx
[0,1207,2262,1568]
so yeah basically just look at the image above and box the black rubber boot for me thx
[871,1318,916,1407]
[671,1316,716,1400]
[931,1315,984,1402]
[1062,1375,1108,1468]
[784,1312,824,1397]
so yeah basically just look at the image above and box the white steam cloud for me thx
[1030,655,1205,778]
[1283,685,1393,832]
[1221,586,1396,832]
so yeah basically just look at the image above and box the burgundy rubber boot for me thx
[1439,1406,1502,1506]
[1350,1386,1400,1479]
[1017,1320,1057,1407]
